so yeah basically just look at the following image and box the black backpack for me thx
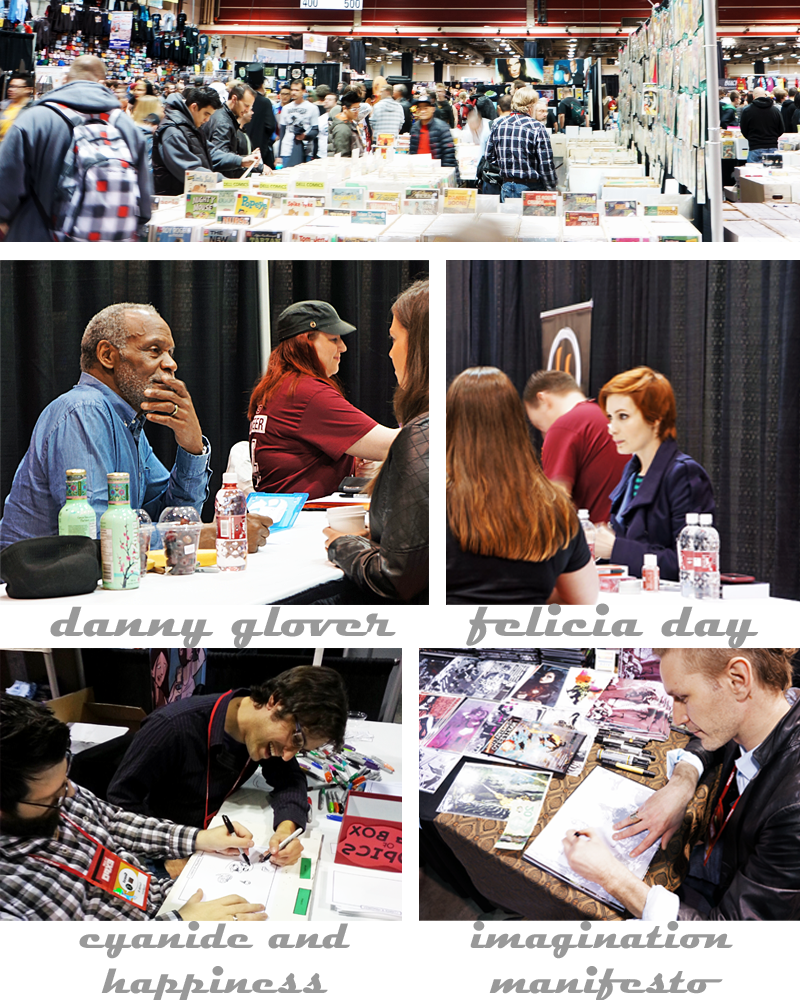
[562,98,586,127]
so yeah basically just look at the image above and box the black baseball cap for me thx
[275,301,357,342]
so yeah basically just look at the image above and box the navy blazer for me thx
[609,438,715,580]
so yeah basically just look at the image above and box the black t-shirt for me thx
[446,524,591,604]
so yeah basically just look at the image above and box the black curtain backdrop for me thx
[446,261,800,601]
[1,260,427,523]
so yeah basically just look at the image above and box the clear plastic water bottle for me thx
[215,473,247,571]
[694,513,720,600]
[677,512,700,599]
[578,509,596,559]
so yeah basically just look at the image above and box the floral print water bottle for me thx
[100,472,140,590]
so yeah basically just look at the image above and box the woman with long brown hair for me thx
[248,300,399,500]
[447,367,597,605]
[323,279,429,603]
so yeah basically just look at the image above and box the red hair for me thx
[248,333,343,420]
[598,366,677,441]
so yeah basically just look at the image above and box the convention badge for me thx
[88,845,151,911]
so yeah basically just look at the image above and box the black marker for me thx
[222,813,251,866]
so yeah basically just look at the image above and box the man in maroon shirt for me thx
[523,370,629,523]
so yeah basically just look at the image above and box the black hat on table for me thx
[275,301,357,342]
[0,536,100,599]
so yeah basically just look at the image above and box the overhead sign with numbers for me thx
[300,0,363,10]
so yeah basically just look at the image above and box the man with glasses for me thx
[0,694,266,920]
[108,666,349,867]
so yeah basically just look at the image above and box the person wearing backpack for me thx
[557,90,586,130]
[0,56,151,242]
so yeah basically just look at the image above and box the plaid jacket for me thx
[0,784,196,920]
[484,112,557,188]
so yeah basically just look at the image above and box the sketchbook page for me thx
[523,766,659,910]
[173,832,323,920]
[330,867,402,919]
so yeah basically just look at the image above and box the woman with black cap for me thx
[248,301,398,500]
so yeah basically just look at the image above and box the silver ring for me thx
[171,402,179,417]
[630,812,640,822]
[233,914,239,921]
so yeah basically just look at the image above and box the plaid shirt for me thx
[0,784,196,920]
[368,97,405,138]
[484,112,556,188]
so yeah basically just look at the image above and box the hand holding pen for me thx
[265,825,304,867]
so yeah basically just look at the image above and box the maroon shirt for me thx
[250,376,377,499]
[541,399,629,523]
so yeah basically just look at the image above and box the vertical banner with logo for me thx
[109,11,133,50]
[539,299,593,395]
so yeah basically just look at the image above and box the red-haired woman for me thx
[446,367,598,605]
[248,300,399,500]
[323,280,429,603]
[594,366,715,580]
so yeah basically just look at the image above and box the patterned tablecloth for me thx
[433,730,721,920]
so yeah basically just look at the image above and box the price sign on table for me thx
[300,0,363,9]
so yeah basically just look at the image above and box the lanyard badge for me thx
[87,844,151,910]
[33,816,152,911]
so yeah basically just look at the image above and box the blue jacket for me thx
[609,438,715,581]
[0,373,211,547]
[0,81,151,241]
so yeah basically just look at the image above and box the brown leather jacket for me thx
[327,413,428,603]
[679,688,800,920]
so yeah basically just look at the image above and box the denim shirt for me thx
[0,373,212,546]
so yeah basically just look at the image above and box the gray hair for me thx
[80,303,160,372]
[511,86,539,113]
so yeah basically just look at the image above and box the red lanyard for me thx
[33,813,151,911]
[704,765,742,865]
[204,691,252,829]
[31,814,104,880]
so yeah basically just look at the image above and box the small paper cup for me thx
[326,505,367,534]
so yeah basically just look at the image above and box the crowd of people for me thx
[0,57,591,237]
[720,85,800,163]
[0,282,429,604]
[446,366,714,604]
